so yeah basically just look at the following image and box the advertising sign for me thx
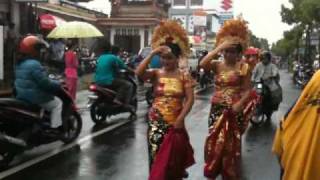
[218,12,233,24]
[0,26,3,80]
[172,15,187,30]
[193,16,207,26]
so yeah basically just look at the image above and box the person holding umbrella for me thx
[64,39,79,101]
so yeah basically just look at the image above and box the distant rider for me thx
[94,40,135,112]
[252,51,282,119]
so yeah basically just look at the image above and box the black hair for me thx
[166,43,182,58]
[66,39,76,49]
[111,46,120,55]
[262,51,272,60]
[235,44,243,53]
[95,38,112,54]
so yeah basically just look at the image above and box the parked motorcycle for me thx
[88,69,138,124]
[293,64,313,88]
[0,87,82,169]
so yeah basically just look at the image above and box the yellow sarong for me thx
[272,70,320,180]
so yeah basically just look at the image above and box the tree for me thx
[280,0,320,64]
[249,32,269,50]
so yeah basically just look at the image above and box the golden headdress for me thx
[151,20,190,57]
[215,18,249,50]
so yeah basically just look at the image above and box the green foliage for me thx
[301,0,320,23]
[249,32,270,50]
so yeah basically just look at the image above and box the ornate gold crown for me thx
[215,18,249,50]
[151,20,190,57]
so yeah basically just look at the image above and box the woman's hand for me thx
[232,102,243,113]
[151,46,171,56]
[216,39,238,52]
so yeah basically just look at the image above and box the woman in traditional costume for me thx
[199,18,258,180]
[135,20,195,180]
[272,70,320,180]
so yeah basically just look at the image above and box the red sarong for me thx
[204,90,259,179]
[149,128,195,180]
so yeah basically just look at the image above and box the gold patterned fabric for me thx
[204,62,254,179]
[147,72,193,169]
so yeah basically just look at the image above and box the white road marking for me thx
[0,119,131,179]
[0,88,211,179]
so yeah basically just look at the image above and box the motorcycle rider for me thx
[14,35,63,130]
[252,51,281,120]
[94,40,135,112]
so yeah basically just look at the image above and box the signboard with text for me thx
[218,12,233,25]
[172,15,187,30]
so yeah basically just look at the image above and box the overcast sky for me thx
[80,0,292,44]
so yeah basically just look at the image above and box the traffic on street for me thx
[1,0,320,180]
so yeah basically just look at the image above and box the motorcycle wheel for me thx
[61,112,83,144]
[129,98,138,121]
[90,101,107,124]
[0,152,15,170]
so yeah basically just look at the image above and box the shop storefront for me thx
[0,0,19,94]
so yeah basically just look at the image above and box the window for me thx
[173,0,186,6]
[190,0,203,6]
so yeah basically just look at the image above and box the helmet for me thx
[244,47,259,55]
[261,51,272,61]
[18,35,49,57]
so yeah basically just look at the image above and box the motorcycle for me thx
[293,64,313,88]
[250,82,270,126]
[0,87,82,169]
[88,69,138,124]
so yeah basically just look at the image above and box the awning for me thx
[39,14,66,30]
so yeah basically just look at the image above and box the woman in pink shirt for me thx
[64,40,79,100]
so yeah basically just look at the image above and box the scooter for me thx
[88,69,138,124]
[250,82,271,126]
[0,87,82,169]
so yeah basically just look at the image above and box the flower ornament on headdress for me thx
[215,18,249,51]
[151,20,190,57]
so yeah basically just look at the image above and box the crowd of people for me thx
[9,17,320,180]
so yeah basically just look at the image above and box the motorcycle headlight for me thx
[257,83,263,89]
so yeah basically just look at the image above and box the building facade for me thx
[169,0,203,34]
[0,0,104,94]
[97,0,170,54]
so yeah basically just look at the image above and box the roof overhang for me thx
[97,18,161,27]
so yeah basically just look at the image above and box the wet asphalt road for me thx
[0,70,301,180]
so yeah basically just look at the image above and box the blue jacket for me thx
[15,59,60,104]
[94,53,127,85]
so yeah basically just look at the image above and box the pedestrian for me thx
[199,18,259,180]
[242,46,260,76]
[135,20,195,180]
[272,70,320,180]
[64,39,78,101]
